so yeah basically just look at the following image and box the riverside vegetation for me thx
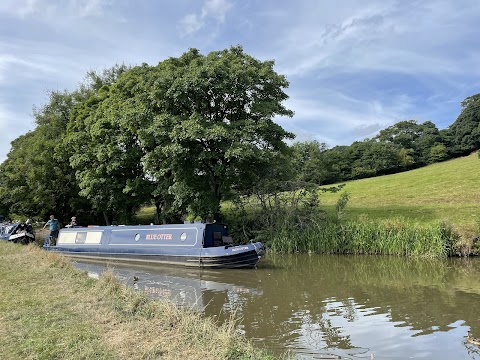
[137,152,480,258]
[226,153,480,257]
[0,242,276,360]
[258,152,480,257]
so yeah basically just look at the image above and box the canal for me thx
[73,254,480,359]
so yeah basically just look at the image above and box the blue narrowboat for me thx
[43,223,265,268]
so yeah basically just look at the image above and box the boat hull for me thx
[45,246,263,268]
[43,224,265,269]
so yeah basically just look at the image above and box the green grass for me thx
[135,205,156,224]
[319,152,480,225]
[0,243,277,360]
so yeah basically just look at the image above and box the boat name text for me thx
[232,246,249,252]
[146,233,173,240]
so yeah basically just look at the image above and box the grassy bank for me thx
[319,152,480,225]
[137,153,480,227]
[0,242,274,360]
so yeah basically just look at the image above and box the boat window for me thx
[222,236,233,245]
[213,231,223,246]
[134,233,140,242]
[75,232,87,244]
[59,232,77,244]
[180,232,187,241]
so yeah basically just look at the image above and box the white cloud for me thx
[71,0,113,17]
[268,0,480,79]
[179,14,204,36]
[0,0,40,18]
[0,0,112,19]
[0,39,103,89]
[0,53,60,84]
[276,89,416,146]
[201,0,231,22]
[178,0,232,36]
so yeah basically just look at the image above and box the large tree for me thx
[65,65,150,225]
[139,46,295,220]
[0,90,95,223]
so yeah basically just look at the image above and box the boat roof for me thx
[60,223,226,232]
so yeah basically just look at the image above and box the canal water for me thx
[73,255,480,359]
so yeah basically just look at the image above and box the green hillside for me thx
[319,152,480,225]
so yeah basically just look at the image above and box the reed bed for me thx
[267,219,464,258]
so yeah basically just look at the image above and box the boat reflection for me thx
[73,260,263,311]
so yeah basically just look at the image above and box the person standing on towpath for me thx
[42,214,60,245]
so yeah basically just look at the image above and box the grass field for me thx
[318,152,480,225]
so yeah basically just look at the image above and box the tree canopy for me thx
[46,47,294,223]
[448,94,480,156]
[140,46,295,220]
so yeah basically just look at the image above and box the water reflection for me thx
[74,261,264,312]
[72,255,480,359]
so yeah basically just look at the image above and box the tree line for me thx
[0,46,479,226]
[292,94,480,185]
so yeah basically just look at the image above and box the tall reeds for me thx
[224,184,478,258]
[268,219,458,258]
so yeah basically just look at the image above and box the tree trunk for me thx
[210,182,222,223]
[154,200,161,225]
[103,211,111,226]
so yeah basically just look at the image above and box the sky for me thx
[1,0,480,163]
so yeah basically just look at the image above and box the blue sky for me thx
[1,0,480,162]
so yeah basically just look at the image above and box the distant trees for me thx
[291,141,328,184]
[448,94,480,156]
[290,116,474,185]
[291,140,403,184]
[374,120,445,166]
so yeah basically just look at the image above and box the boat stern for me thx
[252,241,266,258]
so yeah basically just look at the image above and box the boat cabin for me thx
[57,222,234,248]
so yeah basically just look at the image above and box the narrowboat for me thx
[43,223,265,268]
[0,222,35,244]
